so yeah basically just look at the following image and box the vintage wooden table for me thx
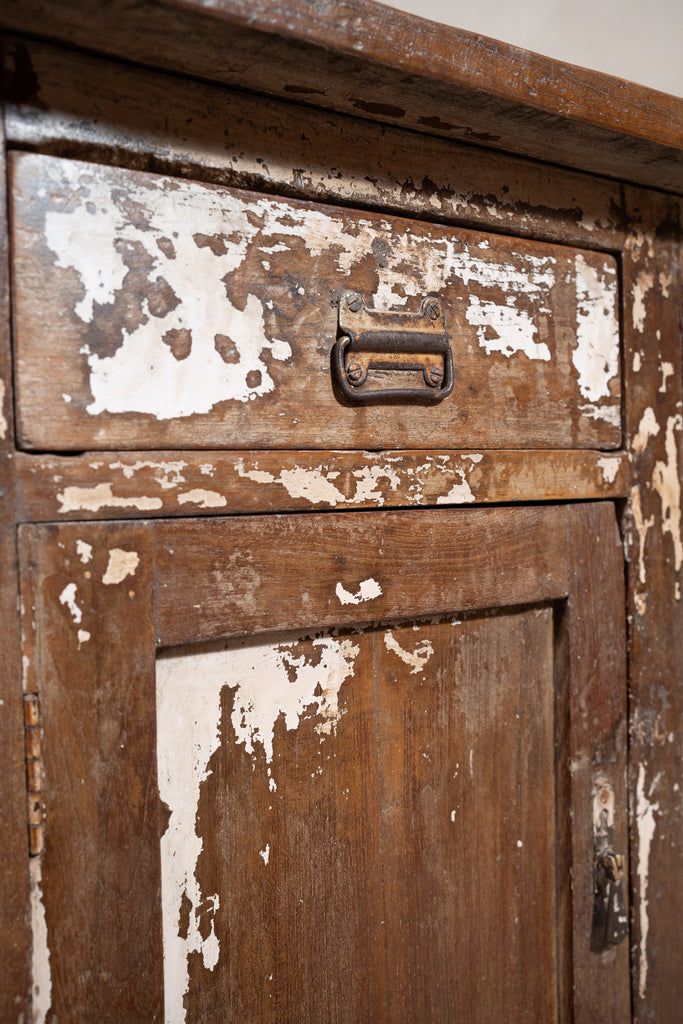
[0,2,681,1021]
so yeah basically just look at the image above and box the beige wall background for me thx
[381,0,683,98]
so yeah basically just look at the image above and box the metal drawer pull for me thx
[334,291,453,402]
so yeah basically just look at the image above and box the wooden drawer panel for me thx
[10,153,621,451]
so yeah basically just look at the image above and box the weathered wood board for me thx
[11,153,621,451]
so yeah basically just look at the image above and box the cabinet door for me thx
[20,503,629,1023]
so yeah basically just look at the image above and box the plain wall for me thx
[381,0,683,98]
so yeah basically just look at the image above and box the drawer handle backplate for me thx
[334,292,453,402]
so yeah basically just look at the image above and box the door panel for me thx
[19,504,630,1023]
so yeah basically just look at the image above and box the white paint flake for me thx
[0,378,7,440]
[109,459,187,488]
[58,582,82,624]
[573,254,619,409]
[77,629,91,646]
[75,539,93,564]
[651,415,683,571]
[632,270,654,333]
[177,488,227,509]
[102,548,139,585]
[466,294,550,361]
[156,632,359,1022]
[658,271,672,298]
[659,361,674,393]
[633,351,642,373]
[637,765,662,1000]
[30,857,52,1024]
[384,631,434,674]
[335,578,383,605]
[57,482,163,514]
[436,467,475,505]
[597,457,621,484]
[630,486,655,586]
[633,407,661,453]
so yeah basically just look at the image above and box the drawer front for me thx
[10,153,621,451]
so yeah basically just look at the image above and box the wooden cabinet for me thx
[0,4,681,1023]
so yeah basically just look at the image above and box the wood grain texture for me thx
[154,506,569,646]
[0,118,31,1018]
[11,153,622,452]
[14,448,630,522]
[18,521,163,1022]
[565,503,630,1023]
[0,0,681,191]
[374,609,558,1022]
[2,38,627,252]
[621,188,683,1023]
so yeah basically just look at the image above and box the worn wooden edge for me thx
[620,187,683,1022]
[14,448,630,522]
[153,504,569,647]
[1,37,628,251]
[17,521,163,1021]
[0,110,31,1018]
[0,0,680,193]
[565,502,630,1023]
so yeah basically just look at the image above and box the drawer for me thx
[10,153,621,451]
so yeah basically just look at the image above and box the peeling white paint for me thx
[177,488,227,509]
[597,457,621,484]
[77,629,91,646]
[436,468,475,504]
[30,857,52,1024]
[76,540,93,564]
[630,486,655,586]
[58,582,82,624]
[335,578,383,605]
[235,459,404,508]
[156,632,358,1022]
[659,362,674,393]
[632,270,654,333]
[102,548,139,585]
[633,351,642,373]
[0,378,7,440]
[109,459,187,488]
[57,482,163,514]
[652,415,683,571]
[633,407,661,454]
[384,631,434,674]
[637,765,662,1000]
[658,271,672,298]
[573,254,620,408]
[466,294,550,361]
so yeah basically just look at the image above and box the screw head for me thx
[346,362,364,384]
[425,299,441,321]
[427,366,444,386]
[346,293,362,313]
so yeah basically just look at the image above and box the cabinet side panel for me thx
[18,521,163,1021]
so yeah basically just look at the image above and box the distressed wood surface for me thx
[0,117,31,1019]
[621,188,683,1023]
[14,448,630,522]
[0,0,681,191]
[2,38,627,252]
[566,503,630,1023]
[11,153,622,452]
[18,522,163,1022]
[375,608,558,1021]
[154,506,569,646]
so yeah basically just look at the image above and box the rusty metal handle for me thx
[334,292,453,403]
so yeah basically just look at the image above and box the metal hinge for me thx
[24,693,44,857]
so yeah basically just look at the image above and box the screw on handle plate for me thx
[334,291,453,403]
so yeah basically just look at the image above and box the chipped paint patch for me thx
[109,459,186,488]
[77,629,91,646]
[637,765,662,1000]
[76,540,93,564]
[466,294,550,361]
[177,488,227,509]
[659,362,674,393]
[57,482,163,514]
[633,351,642,373]
[58,582,82,624]
[0,378,7,440]
[632,270,654,333]
[630,486,655,586]
[633,407,660,453]
[335,578,383,605]
[652,415,683,571]
[102,548,139,585]
[597,457,621,484]
[384,631,434,674]
[573,254,619,409]
[30,857,52,1024]
[156,632,358,1021]
[436,468,475,504]
[658,271,672,298]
